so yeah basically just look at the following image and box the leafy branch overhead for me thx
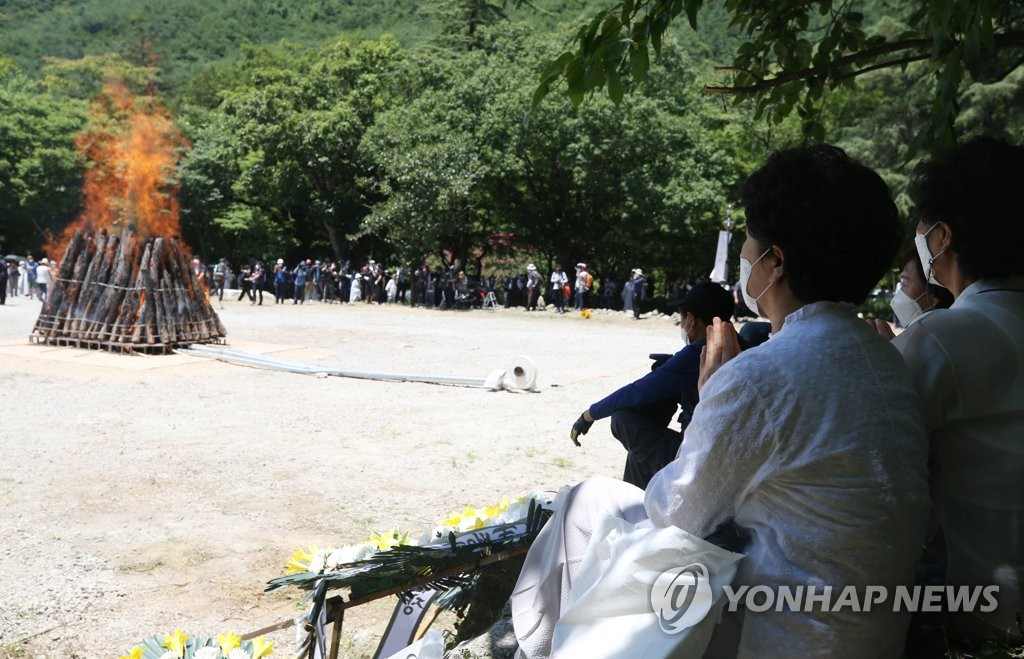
[534,0,1024,147]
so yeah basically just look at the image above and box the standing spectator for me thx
[212,258,228,302]
[348,269,362,302]
[602,276,618,310]
[550,264,568,314]
[0,258,7,305]
[526,264,542,311]
[396,266,409,304]
[337,264,351,303]
[35,258,52,302]
[631,268,644,319]
[305,260,317,302]
[622,270,634,315]
[574,263,589,309]
[412,264,428,307]
[293,261,309,304]
[237,263,254,302]
[251,262,266,305]
[191,257,206,293]
[17,260,28,296]
[7,259,18,298]
[367,260,383,303]
[273,259,288,303]
[385,273,398,303]
[25,255,37,299]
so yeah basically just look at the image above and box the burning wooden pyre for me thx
[32,228,226,353]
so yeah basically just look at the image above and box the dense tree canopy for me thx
[1,0,1021,297]
[536,0,1024,150]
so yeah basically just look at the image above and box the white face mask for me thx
[890,288,930,326]
[739,247,774,317]
[914,223,946,285]
[680,314,693,346]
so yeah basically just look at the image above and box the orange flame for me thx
[46,81,190,259]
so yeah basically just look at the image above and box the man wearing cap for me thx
[25,255,37,300]
[569,282,737,489]
[631,268,645,319]
[35,258,52,303]
[525,263,542,311]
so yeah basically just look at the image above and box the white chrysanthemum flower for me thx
[193,647,222,659]
[325,543,376,570]
[157,652,179,659]
[227,649,252,659]
[308,549,328,575]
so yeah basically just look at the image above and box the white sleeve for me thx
[892,320,959,432]
[644,360,778,537]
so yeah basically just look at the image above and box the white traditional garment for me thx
[892,277,1024,634]
[514,302,930,659]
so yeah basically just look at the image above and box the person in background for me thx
[569,281,737,489]
[191,257,206,293]
[237,263,254,303]
[18,260,28,297]
[7,259,18,298]
[250,261,265,305]
[34,258,52,302]
[0,258,7,305]
[273,259,288,304]
[574,263,589,310]
[212,258,228,302]
[875,137,1024,652]
[525,264,541,311]
[293,260,309,304]
[889,247,954,327]
[385,272,398,303]
[631,268,644,319]
[25,255,37,299]
[550,264,568,314]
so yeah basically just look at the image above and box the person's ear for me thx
[768,245,786,280]
[933,221,953,252]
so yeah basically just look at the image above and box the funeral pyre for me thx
[32,229,225,353]
[31,81,225,353]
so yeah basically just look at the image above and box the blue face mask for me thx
[739,248,773,317]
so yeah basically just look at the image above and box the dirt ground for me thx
[0,292,686,658]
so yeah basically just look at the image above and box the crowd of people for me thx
[189,254,675,315]
[1,254,54,305]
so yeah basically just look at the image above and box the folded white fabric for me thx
[552,515,744,659]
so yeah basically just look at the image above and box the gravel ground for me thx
[0,292,684,658]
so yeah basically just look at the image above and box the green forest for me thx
[1,0,1022,292]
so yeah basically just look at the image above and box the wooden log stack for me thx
[32,229,227,353]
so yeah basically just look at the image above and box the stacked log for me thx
[32,229,226,353]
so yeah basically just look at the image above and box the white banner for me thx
[709,230,731,283]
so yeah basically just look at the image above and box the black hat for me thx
[668,282,734,325]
